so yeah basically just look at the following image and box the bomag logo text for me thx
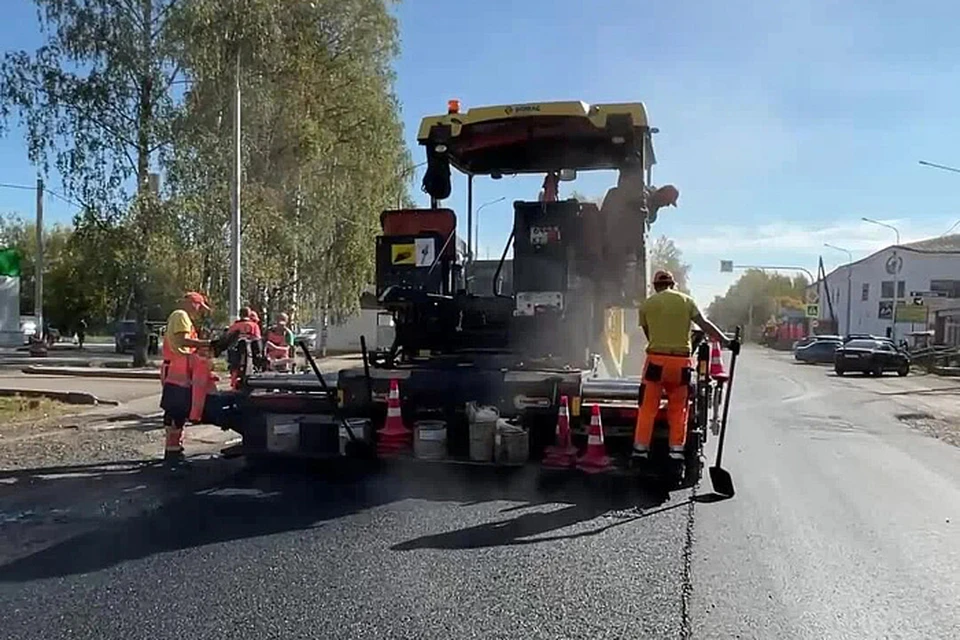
[505,104,541,115]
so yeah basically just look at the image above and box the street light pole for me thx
[862,217,901,340]
[824,243,853,336]
[473,196,506,259]
[228,47,241,321]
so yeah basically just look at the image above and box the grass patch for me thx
[0,395,75,426]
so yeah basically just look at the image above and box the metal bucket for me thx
[339,418,371,456]
[414,420,447,460]
[495,420,529,465]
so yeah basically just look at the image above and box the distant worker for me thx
[76,318,87,350]
[228,306,262,340]
[160,292,211,465]
[264,312,296,371]
[633,270,737,464]
[226,306,262,389]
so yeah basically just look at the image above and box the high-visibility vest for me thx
[161,316,197,388]
[265,327,289,359]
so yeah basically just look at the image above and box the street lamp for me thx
[861,217,901,340]
[473,197,506,260]
[824,243,853,336]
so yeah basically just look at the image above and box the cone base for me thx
[576,456,613,474]
[541,452,577,469]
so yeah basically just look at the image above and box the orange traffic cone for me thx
[576,404,612,474]
[542,395,577,469]
[709,340,728,382]
[377,378,412,456]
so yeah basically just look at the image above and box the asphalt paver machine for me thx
[207,100,722,486]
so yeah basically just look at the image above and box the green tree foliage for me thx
[0,0,185,364]
[167,0,410,321]
[649,235,691,294]
[0,0,411,354]
[0,214,116,333]
[706,269,809,332]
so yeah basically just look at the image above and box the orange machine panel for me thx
[380,209,458,258]
[381,208,457,236]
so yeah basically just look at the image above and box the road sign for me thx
[910,290,947,298]
[805,288,819,304]
[720,260,733,273]
[805,304,819,318]
[811,319,819,329]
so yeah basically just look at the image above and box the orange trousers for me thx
[633,352,693,452]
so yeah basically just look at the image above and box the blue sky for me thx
[3,0,960,306]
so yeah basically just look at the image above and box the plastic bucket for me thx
[414,420,447,460]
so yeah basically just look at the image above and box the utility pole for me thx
[229,47,242,320]
[35,177,43,338]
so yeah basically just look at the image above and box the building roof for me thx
[813,233,960,287]
[899,234,960,253]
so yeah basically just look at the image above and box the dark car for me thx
[114,320,161,355]
[795,339,843,364]
[793,334,842,350]
[834,339,910,377]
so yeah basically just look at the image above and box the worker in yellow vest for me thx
[160,292,211,465]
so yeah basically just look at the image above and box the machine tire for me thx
[834,367,844,376]
[872,363,883,377]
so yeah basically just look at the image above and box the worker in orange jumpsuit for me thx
[160,292,212,465]
[265,312,295,371]
[633,270,736,464]
[226,306,262,389]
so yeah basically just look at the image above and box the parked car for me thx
[792,334,842,351]
[834,339,910,377]
[114,320,161,355]
[795,338,843,364]
[843,334,893,344]
[296,327,318,352]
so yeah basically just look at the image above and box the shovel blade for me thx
[709,465,735,498]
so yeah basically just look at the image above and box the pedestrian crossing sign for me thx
[805,304,819,318]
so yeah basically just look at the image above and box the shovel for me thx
[709,326,741,498]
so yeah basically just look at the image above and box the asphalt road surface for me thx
[0,348,958,639]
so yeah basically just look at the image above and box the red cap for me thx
[184,292,210,311]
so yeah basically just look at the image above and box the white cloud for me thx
[674,216,958,256]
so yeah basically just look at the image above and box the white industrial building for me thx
[811,234,960,344]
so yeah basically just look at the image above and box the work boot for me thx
[631,446,650,469]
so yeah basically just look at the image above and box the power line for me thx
[0,182,84,210]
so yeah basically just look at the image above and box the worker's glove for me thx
[728,338,741,356]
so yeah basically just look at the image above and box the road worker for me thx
[226,306,262,389]
[633,270,737,465]
[264,312,296,371]
[160,292,211,465]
